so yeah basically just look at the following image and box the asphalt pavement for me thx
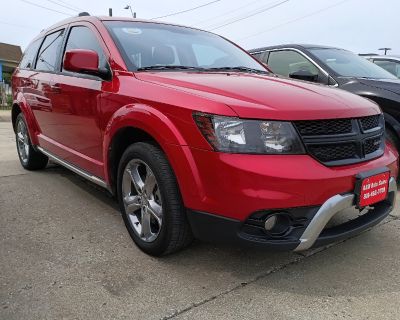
[0,109,399,320]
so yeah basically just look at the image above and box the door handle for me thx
[21,79,33,87]
[50,84,62,93]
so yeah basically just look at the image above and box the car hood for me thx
[354,77,400,96]
[135,72,380,120]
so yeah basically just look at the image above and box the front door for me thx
[42,23,110,178]
[266,49,329,84]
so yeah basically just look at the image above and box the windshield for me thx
[104,21,266,73]
[310,48,397,79]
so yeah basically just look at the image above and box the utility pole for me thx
[379,48,392,55]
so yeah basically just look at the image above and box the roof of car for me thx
[37,15,203,38]
[248,44,346,53]
[368,55,400,60]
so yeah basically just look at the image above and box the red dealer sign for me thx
[357,171,390,207]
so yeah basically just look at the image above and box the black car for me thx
[249,44,400,150]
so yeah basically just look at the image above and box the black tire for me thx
[15,113,48,170]
[117,142,193,256]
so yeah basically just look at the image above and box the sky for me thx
[0,0,399,55]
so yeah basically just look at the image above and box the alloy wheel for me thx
[122,159,163,242]
[16,119,29,164]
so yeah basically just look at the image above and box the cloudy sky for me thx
[1,0,399,55]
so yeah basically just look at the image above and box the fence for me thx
[0,81,11,107]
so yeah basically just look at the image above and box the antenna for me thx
[78,12,90,17]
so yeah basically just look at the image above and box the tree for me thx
[2,72,11,85]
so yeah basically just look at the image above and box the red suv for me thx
[12,15,398,256]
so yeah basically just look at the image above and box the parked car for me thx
[12,16,398,256]
[365,55,400,79]
[249,45,400,151]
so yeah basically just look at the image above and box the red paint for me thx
[12,16,398,223]
[63,49,99,73]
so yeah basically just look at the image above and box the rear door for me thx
[13,37,45,134]
[20,30,65,138]
[42,22,110,178]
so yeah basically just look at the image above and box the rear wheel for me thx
[117,142,193,256]
[15,113,48,170]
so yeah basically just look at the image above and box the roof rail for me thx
[78,12,90,17]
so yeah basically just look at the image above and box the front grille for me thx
[308,143,357,162]
[360,115,380,131]
[294,114,384,166]
[364,136,382,154]
[295,119,352,136]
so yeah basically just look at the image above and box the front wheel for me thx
[15,113,48,170]
[117,142,193,256]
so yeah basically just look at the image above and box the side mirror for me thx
[63,49,110,80]
[289,70,318,82]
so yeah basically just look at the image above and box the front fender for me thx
[103,103,188,155]
[103,104,206,204]
[343,81,400,135]
[357,94,400,137]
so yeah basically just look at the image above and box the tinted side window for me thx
[268,50,318,77]
[373,60,400,78]
[251,52,263,61]
[36,30,65,72]
[19,39,42,69]
[63,26,106,71]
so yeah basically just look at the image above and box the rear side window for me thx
[63,26,107,70]
[36,30,65,72]
[19,39,42,69]
[268,50,319,77]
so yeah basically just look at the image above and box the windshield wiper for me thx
[203,66,269,74]
[136,65,269,74]
[137,65,204,71]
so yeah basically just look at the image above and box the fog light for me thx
[264,215,277,231]
[264,212,291,235]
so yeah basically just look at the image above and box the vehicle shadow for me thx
[42,163,299,271]
[45,163,119,211]
[41,163,400,301]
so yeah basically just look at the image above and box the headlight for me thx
[193,113,305,154]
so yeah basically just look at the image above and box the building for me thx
[0,42,21,105]
[0,42,22,84]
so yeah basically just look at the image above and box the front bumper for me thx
[172,144,398,221]
[187,177,397,251]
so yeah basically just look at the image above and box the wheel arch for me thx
[11,103,21,131]
[103,104,199,198]
[107,126,161,195]
[11,96,40,145]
